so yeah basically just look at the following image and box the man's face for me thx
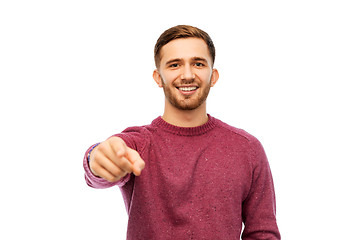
[154,38,218,111]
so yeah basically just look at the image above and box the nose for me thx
[181,64,195,80]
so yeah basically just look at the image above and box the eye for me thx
[170,63,179,68]
[195,62,205,67]
[168,63,180,68]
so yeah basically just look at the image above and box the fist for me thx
[89,137,145,182]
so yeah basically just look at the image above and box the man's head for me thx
[154,25,216,69]
[153,25,219,111]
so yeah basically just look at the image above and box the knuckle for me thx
[89,159,98,169]
[113,168,123,177]
[108,176,117,182]
[117,146,126,156]
[118,158,131,171]
[92,154,103,165]
[110,136,124,146]
[108,174,122,183]
[109,136,118,142]
[97,142,106,152]
[118,158,126,167]
[89,162,100,176]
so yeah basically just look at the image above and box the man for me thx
[84,25,281,239]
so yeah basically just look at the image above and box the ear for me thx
[210,68,219,87]
[153,69,163,88]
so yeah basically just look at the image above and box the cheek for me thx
[198,72,212,84]
[161,72,180,86]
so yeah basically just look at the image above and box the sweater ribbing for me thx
[151,114,217,136]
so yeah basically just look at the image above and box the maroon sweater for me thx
[84,115,280,239]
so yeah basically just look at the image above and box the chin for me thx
[171,98,207,111]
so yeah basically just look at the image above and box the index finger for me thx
[126,147,145,176]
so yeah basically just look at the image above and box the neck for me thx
[162,101,208,127]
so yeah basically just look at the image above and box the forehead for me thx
[159,38,211,64]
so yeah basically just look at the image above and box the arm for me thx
[241,139,281,240]
[83,136,145,189]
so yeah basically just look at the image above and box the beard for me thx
[161,76,211,111]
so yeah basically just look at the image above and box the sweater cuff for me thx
[87,142,100,163]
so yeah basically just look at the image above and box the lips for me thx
[177,86,198,92]
[176,86,199,96]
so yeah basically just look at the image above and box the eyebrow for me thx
[192,57,208,63]
[165,58,182,65]
[165,57,208,65]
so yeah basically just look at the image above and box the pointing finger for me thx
[126,147,145,176]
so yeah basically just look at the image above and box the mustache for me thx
[179,79,195,85]
[160,77,195,86]
[160,73,213,86]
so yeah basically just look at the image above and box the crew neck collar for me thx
[151,114,217,136]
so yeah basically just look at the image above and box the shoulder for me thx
[213,118,266,162]
[113,123,154,153]
[213,117,260,144]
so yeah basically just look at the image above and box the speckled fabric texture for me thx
[84,115,280,239]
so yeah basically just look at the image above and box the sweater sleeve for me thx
[241,138,281,240]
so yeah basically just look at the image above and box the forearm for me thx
[241,183,280,239]
[242,140,281,239]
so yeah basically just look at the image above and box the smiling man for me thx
[153,36,218,127]
[84,25,281,239]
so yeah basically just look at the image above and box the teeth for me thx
[178,87,197,91]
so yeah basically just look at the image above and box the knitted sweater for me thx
[83,115,280,239]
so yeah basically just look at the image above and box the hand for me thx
[89,137,145,182]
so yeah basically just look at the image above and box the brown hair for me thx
[154,25,216,68]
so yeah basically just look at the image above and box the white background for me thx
[1,0,359,239]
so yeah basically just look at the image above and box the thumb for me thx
[126,147,145,176]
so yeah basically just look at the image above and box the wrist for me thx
[87,143,100,163]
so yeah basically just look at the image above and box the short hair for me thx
[154,25,216,68]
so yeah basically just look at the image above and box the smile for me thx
[177,86,199,92]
